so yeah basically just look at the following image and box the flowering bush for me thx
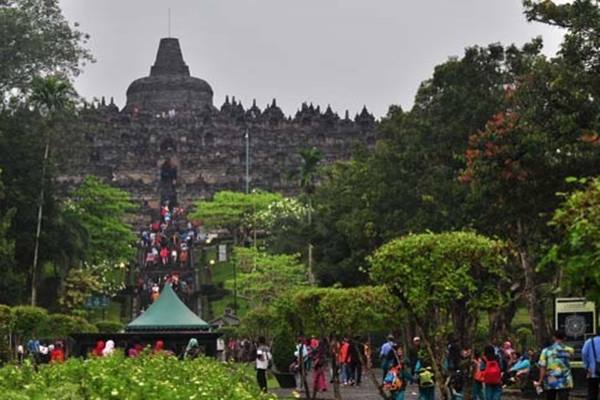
[0,354,275,400]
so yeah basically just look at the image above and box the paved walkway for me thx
[272,369,421,400]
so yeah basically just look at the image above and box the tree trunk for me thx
[488,297,519,338]
[307,197,315,285]
[516,220,548,346]
[31,136,50,306]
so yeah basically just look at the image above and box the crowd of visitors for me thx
[18,340,66,366]
[376,330,574,400]
[89,338,204,359]
[139,202,198,270]
[136,201,204,310]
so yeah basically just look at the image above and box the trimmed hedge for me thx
[95,320,124,333]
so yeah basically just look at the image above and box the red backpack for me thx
[483,359,502,385]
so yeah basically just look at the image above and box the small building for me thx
[71,284,221,357]
[209,308,240,329]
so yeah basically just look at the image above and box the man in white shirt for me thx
[256,336,272,393]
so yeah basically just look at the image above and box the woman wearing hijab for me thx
[184,338,201,360]
[92,340,105,357]
[102,340,115,356]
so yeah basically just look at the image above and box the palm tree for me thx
[29,75,75,306]
[297,147,322,285]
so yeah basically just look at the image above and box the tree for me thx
[311,42,543,287]
[292,147,322,284]
[61,175,136,308]
[370,231,507,400]
[266,286,395,400]
[0,0,93,98]
[549,177,600,302]
[190,190,282,245]
[29,75,76,305]
[254,197,310,255]
[232,246,308,308]
[0,169,20,305]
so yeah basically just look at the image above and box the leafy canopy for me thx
[0,0,93,97]
[233,247,308,307]
[370,231,507,318]
[549,177,600,302]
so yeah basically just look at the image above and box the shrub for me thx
[40,314,80,338]
[11,306,48,340]
[0,353,275,399]
[95,320,124,333]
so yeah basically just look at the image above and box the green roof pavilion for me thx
[126,284,210,331]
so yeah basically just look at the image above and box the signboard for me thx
[555,297,596,368]
[555,297,596,340]
[85,295,110,309]
[218,244,227,262]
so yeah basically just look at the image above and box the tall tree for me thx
[312,42,542,286]
[293,147,322,284]
[0,0,92,99]
[28,75,76,305]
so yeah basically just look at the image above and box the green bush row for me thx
[0,353,275,400]
[0,304,124,362]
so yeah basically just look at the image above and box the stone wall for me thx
[56,99,376,209]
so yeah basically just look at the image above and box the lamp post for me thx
[245,129,249,194]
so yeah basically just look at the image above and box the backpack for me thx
[483,360,502,385]
[384,366,404,391]
[419,368,435,388]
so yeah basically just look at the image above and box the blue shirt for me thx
[582,337,600,377]
[380,340,394,358]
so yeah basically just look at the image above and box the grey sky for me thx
[59,0,565,118]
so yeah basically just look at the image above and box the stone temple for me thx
[57,38,377,209]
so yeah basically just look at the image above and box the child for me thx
[415,359,435,400]
[384,348,412,400]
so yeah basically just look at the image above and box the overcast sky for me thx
[59,0,566,118]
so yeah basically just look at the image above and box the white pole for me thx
[245,129,249,194]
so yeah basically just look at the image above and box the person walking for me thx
[312,339,328,394]
[582,334,600,400]
[380,335,396,380]
[255,336,272,393]
[482,344,503,400]
[536,330,574,400]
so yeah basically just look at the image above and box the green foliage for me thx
[549,177,600,301]
[370,231,507,357]
[94,320,124,333]
[370,232,506,317]
[0,354,275,400]
[11,305,48,340]
[62,175,136,301]
[0,0,93,98]
[191,190,283,243]
[65,175,135,268]
[233,247,308,307]
[255,197,310,255]
[291,286,396,336]
[30,75,77,114]
[311,42,541,287]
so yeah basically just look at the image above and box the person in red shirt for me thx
[50,341,65,363]
[160,247,169,266]
[339,337,351,385]
[92,340,105,357]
